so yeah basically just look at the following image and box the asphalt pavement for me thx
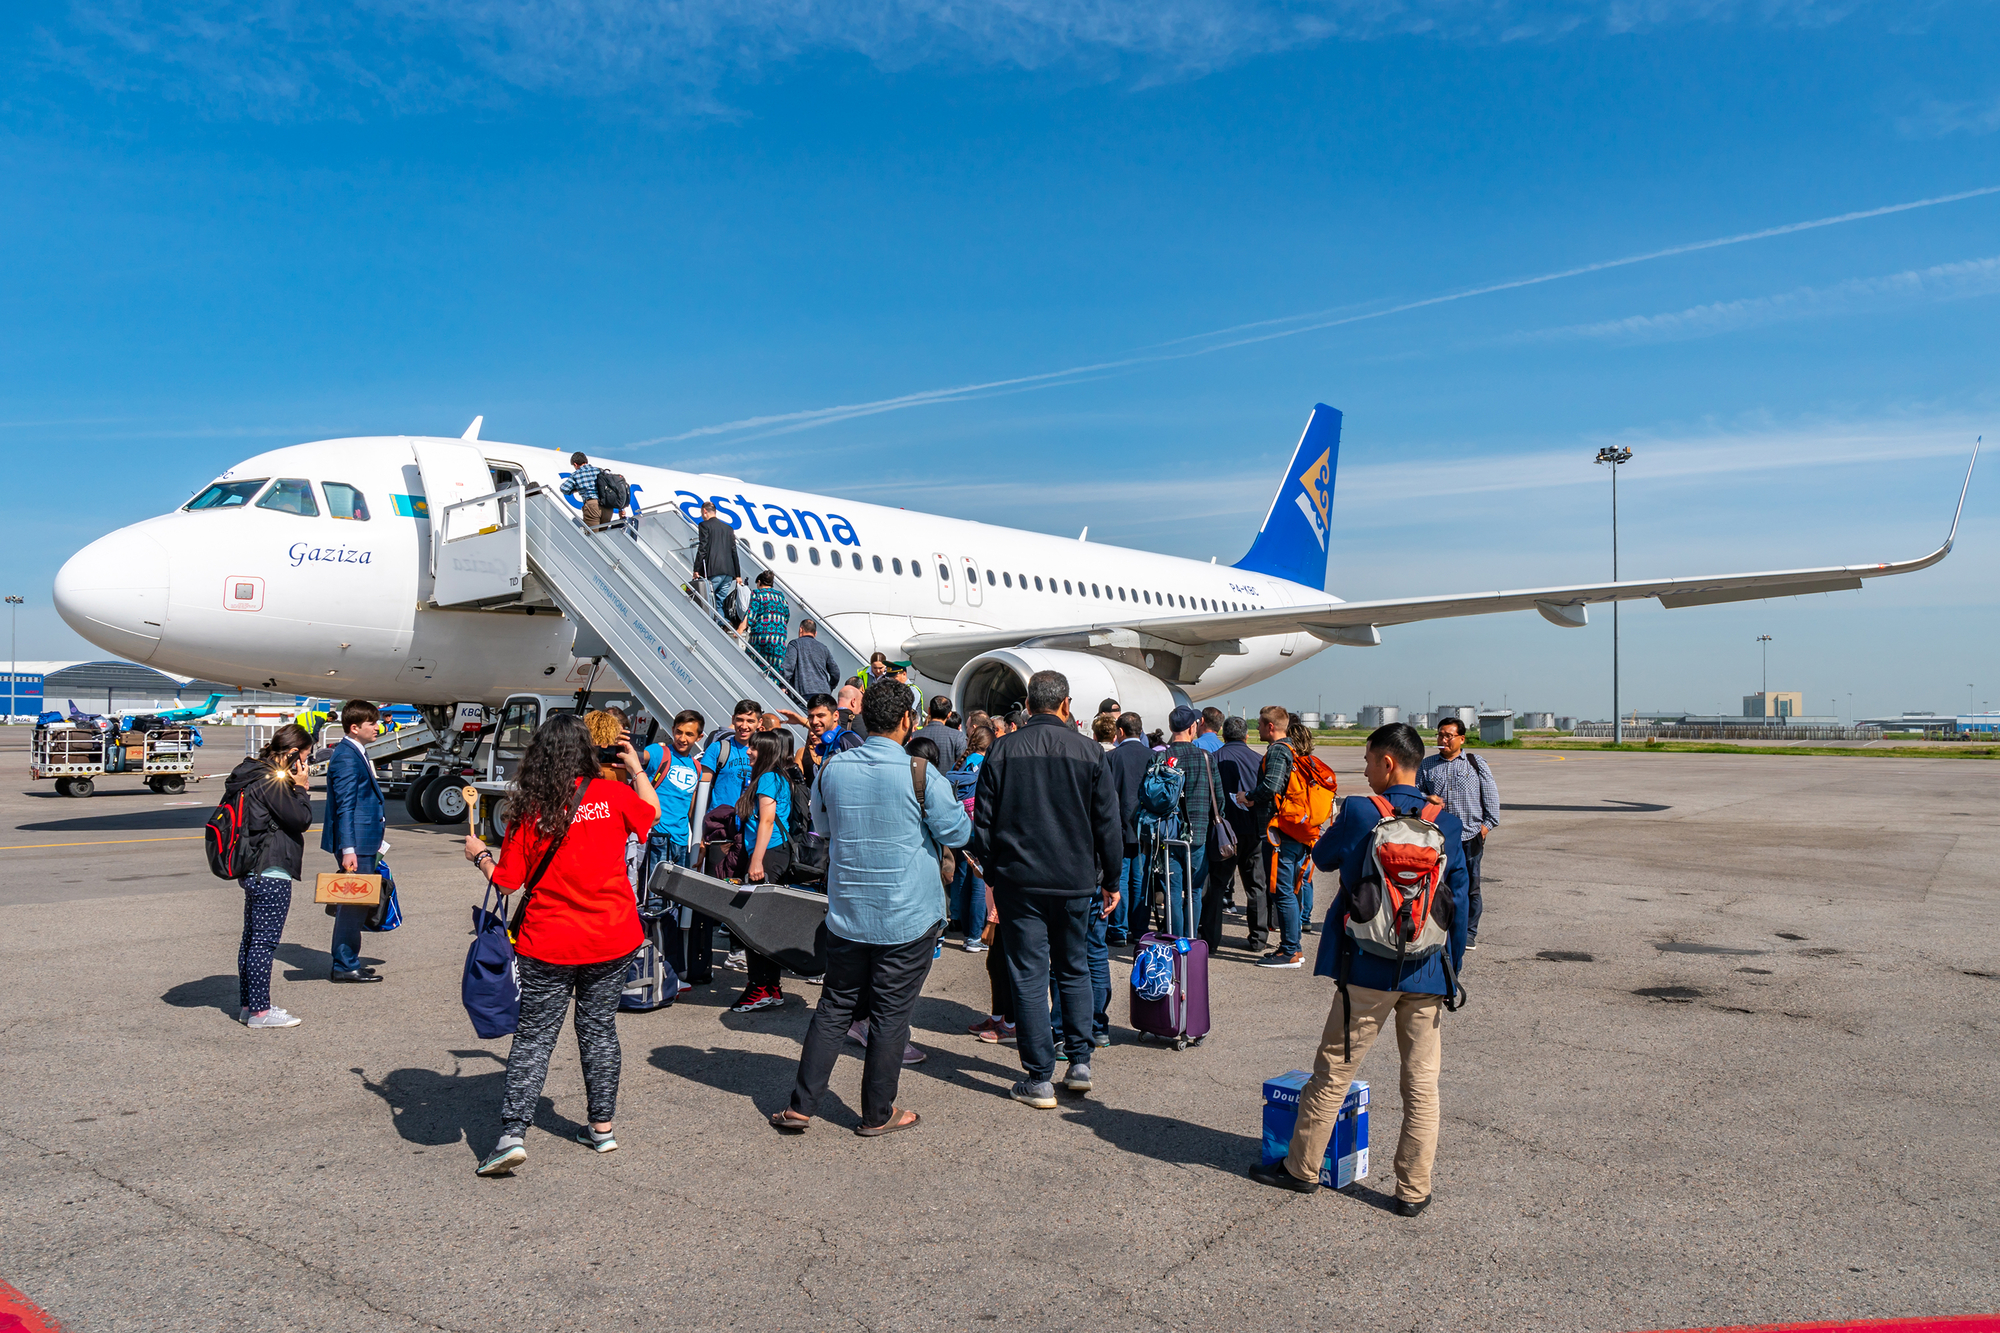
[2,729,1996,1332]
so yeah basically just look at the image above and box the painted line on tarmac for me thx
[0,1277,67,1331]
[1632,1314,2000,1332]
[0,835,203,851]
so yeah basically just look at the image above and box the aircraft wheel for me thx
[425,779,468,825]
[156,775,186,795]
[54,778,73,797]
[68,777,95,798]
[404,771,439,823]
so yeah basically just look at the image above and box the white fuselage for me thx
[54,435,1331,705]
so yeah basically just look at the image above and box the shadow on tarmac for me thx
[161,974,238,1016]
[1056,1101,1261,1171]
[1501,800,1671,813]
[351,1052,554,1158]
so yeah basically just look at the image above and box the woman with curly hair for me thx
[221,723,315,1029]
[740,570,789,675]
[462,711,658,1178]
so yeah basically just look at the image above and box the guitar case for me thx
[649,861,829,977]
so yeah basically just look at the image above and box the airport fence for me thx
[1569,723,1885,742]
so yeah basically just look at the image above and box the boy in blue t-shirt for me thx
[702,700,762,817]
[642,711,707,885]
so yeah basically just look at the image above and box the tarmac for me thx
[2,728,1996,1333]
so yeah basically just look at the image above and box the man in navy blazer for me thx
[1250,721,1469,1216]
[320,700,387,982]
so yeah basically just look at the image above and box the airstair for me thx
[429,482,868,728]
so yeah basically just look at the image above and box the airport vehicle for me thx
[30,719,198,797]
[50,409,1977,743]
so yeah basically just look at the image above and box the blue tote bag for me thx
[463,884,520,1039]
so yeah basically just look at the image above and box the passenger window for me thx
[1034,576,1043,591]
[892,558,903,575]
[257,478,319,516]
[1142,591,1150,604]
[809,547,821,566]
[1117,587,1126,601]
[937,563,949,581]
[1091,584,1100,597]
[763,541,775,558]
[873,555,884,573]
[185,478,269,511]
[1002,572,1012,588]
[986,569,996,586]
[785,544,798,562]
[833,550,844,567]
[323,482,370,521]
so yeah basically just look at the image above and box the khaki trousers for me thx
[1285,983,1443,1202]
[581,498,606,529]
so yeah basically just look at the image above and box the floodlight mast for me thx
[1594,447,1635,744]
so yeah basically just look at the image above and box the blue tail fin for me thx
[1233,404,1341,589]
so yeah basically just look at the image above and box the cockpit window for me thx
[256,478,319,517]
[323,482,370,521]
[185,479,268,511]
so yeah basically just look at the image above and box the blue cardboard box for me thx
[1261,1071,1369,1187]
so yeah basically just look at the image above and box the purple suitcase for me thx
[1129,836,1211,1049]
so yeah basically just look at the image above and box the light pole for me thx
[4,596,21,721]
[1595,446,1634,742]
[1756,635,1773,706]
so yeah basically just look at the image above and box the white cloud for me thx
[1515,255,2000,346]
[42,0,1879,120]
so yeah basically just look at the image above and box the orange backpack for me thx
[1271,752,1339,843]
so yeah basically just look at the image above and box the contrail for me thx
[626,184,2000,448]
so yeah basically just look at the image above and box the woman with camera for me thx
[462,712,659,1178]
[223,723,316,1029]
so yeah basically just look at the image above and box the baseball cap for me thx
[1169,705,1201,733]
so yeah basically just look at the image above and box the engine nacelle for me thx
[951,648,1191,728]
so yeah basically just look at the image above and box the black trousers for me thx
[1210,812,1269,945]
[789,923,941,1129]
[1465,834,1485,941]
[996,888,1094,1082]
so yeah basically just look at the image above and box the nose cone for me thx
[54,526,171,663]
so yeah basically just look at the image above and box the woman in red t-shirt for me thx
[462,712,658,1178]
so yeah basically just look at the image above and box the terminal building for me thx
[11,660,298,719]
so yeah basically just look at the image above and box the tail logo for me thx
[1293,447,1333,550]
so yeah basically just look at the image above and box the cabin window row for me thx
[749,536,1258,611]
[184,477,371,520]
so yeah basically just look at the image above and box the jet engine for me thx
[951,648,1192,726]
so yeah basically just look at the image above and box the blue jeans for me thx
[948,857,987,937]
[330,853,377,973]
[1053,896,1111,1044]
[1268,833,1311,955]
[1108,852,1144,943]
[1164,842,1208,939]
[641,832,696,912]
[708,574,737,624]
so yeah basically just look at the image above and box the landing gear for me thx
[405,770,442,823]
[424,778,468,824]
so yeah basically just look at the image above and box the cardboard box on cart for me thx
[1261,1071,1369,1188]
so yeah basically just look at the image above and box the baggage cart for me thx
[31,722,198,797]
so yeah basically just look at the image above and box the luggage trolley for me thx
[30,721,198,797]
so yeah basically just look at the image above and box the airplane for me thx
[130,692,226,726]
[50,407,1977,723]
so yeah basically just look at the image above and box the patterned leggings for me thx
[501,953,635,1136]
[237,874,294,1013]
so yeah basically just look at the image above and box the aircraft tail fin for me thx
[1233,404,1341,589]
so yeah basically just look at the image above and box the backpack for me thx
[1271,752,1339,843]
[594,470,631,510]
[1347,795,1451,963]
[1138,752,1186,823]
[204,783,251,879]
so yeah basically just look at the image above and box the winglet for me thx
[1943,436,1979,554]
[462,416,484,441]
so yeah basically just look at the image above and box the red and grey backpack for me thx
[1333,795,1467,1055]
[204,785,250,879]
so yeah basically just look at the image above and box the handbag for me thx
[463,884,520,1038]
[361,860,400,932]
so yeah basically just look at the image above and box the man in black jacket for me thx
[970,669,1122,1108]
[692,500,743,626]
[1101,711,1150,945]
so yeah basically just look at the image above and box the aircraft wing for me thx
[903,444,1976,680]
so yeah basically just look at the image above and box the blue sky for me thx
[3,0,1996,720]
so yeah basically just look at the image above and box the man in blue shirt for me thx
[774,680,971,1136]
[701,699,762,822]
[1249,722,1469,1216]
[641,708,706,891]
[1194,706,1225,753]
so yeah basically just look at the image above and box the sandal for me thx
[854,1108,920,1137]
[769,1109,811,1133]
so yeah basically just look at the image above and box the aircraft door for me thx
[932,552,955,605]
[960,556,983,607]
[413,440,500,576]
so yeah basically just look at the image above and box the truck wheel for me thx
[487,797,512,840]
[425,779,468,824]
[68,777,95,798]
[404,772,438,823]
[156,775,186,795]
[54,777,73,797]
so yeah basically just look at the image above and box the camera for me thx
[595,744,624,767]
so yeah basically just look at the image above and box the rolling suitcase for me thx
[1129,835,1210,1049]
[620,910,683,1012]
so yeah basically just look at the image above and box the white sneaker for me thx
[726,950,747,970]
[245,1008,302,1029]
[963,940,988,953]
